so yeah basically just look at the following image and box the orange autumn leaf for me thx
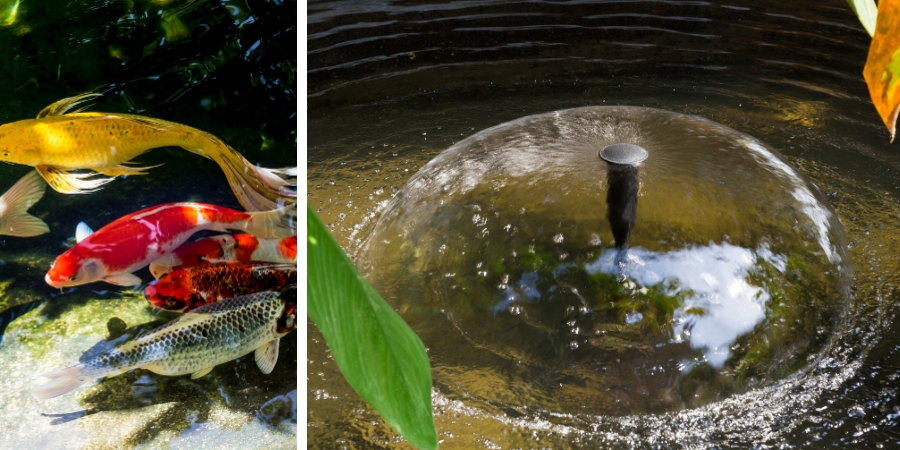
[864,0,900,141]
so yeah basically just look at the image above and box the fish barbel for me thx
[0,93,296,212]
[45,202,296,288]
[149,234,297,279]
[0,171,49,237]
[33,285,297,400]
[145,262,297,313]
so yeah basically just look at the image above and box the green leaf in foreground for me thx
[307,203,438,450]
[847,0,877,37]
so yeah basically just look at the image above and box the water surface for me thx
[308,0,900,447]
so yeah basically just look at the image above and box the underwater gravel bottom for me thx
[0,294,297,450]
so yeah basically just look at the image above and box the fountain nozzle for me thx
[600,143,647,251]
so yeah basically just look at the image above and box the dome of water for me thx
[356,106,852,416]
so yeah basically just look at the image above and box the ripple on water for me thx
[356,106,852,418]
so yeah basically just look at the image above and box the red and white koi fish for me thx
[148,234,297,279]
[45,202,295,288]
[0,171,49,237]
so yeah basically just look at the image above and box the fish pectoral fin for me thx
[190,367,214,379]
[75,222,94,243]
[37,93,103,119]
[102,272,142,286]
[35,165,116,194]
[254,338,280,375]
[92,163,163,177]
[0,171,49,237]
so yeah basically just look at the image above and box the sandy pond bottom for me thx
[0,294,297,450]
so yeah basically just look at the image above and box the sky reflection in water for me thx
[587,243,782,368]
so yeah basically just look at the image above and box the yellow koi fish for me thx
[0,94,295,212]
[0,171,49,237]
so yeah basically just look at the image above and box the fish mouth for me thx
[44,273,67,289]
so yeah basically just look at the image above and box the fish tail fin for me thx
[244,204,297,239]
[32,364,87,400]
[200,139,296,212]
[0,171,49,237]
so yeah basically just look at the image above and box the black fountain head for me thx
[600,143,647,250]
[599,143,649,166]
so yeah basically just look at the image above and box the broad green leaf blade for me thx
[864,0,900,140]
[306,203,438,450]
[847,0,877,37]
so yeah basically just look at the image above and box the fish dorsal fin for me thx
[118,116,172,132]
[251,263,298,274]
[254,339,280,374]
[190,366,213,379]
[174,311,215,327]
[75,222,93,243]
[37,93,103,119]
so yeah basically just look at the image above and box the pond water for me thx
[308,0,900,448]
[0,1,297,449]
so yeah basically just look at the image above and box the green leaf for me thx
[306,203,438,450]
[847,0,877,37]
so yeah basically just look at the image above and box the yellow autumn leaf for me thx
[864,0,900,141]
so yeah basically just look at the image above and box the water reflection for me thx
[587,243,772,368]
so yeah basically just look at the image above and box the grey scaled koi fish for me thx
[33,285,297,400]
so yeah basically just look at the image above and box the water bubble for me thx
[553,233,564,243]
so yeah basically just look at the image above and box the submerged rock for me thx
[356,106,851,416]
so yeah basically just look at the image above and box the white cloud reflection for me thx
[585,243,781,368]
